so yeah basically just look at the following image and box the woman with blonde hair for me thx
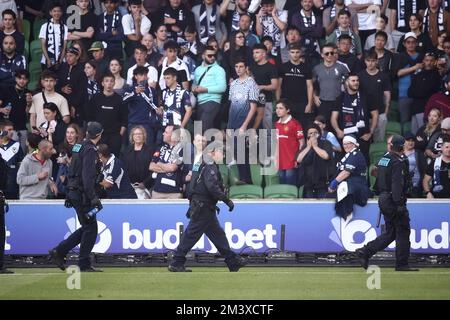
[120,126,154,199]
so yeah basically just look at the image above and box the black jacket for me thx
[188,162,228,205]
[376,152,410,205]
[121,144,154,188]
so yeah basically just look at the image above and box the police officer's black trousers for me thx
[0,208,5,269]
[364,193,411,268]
[173,205,239,269]
[55,192,98,269]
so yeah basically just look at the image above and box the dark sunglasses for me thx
[323,51,335,56]
[206,54,216,58]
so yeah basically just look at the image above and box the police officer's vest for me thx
[376,152,410,193]
[67,141,101,191]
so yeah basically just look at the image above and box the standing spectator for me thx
[158,41,190,91]
[122,0,151,57]
[96,0,124,60]
[0,1,17,28]
[150,125,185,199]
[364,14,395,52]
[239,13,260,49]
[139,33,163,68]
[88,41,109,77]
[403,132,422,197]
[109,58,126,96]
[192,0,227,46]
[395,32,424,134]
[425,74,450,120]
[312,43,349,129]
[277,42,314,128]
[297,123,334,198]
[279,25,301,64]
[0,120,23,199]
[219,0,250,34]
[123,66,160,149]
[388,0,426,49]
[416,108,442,172]
[326,10,363,57]
[0,9,24,55]
[30,70,70,132]
[161,67,192,128]
[369,31,395,76]
[192,46,227,132]
[154,24,168,55]
[323,0,359,36]
[81,60,101,116]
[228,58,259,183]
[121,126,153,199]
[358,51,391,142]
[56,46,87,126]
[16,139,57,200]
[423,136,450,198]
[314,114,343,153]
[0,36,26,88]
[425,116,450,159]
[397,13,433,54]
[275,100,305,185]
[98,143,137,199]
[255,0,287,57]
[0,69,32,153]
[89,72,127,156]
[408,52,441,134]
[251,43,278,131]
[38,102,67,149]
[126,45,159,88]
[345,0,381,47]
[39,3,68,71]
[331,73,379,165]
[223,30,253,80]
[337,34,364,73]
[155,0,195,43]
[328,134,370,219]
[67,0,96,52]
[422,0,450,46]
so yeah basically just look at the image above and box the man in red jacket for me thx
[424,74,450,120]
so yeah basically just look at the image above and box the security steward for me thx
[168,144,247,272]
[0,152,13,274]
[356,135,419,271]
[49,122,104,272]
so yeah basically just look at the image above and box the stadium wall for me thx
[5,200,450,255]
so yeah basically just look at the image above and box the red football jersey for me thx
[275,116,304,170]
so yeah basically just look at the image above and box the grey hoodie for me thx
[16,153,53,200]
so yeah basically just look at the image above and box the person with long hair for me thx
[416,107,442,173]
[223,30,252,80]
[109,58,126,96]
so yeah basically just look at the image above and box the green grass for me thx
[1,267,450,300]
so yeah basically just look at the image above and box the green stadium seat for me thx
[30,39,42,62]
[229,185,263,199]
[264,184,298,199]
[24,41,29,61]
[32,18,46,40]
[250,164,263,186]
[298,185,304,198]
[264,172,279,187]
[404,122,412,134]
[388,108,399,122]
[369,142,386,158]
[218,164,229,188]
[22,19,31,42]
[28,61,41,90]
[386,121,401,136]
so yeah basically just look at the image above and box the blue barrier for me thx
[5,200,450,255]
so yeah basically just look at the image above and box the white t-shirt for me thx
[126,63,158,87]
[121,13,151,36]
[345,0,381,30]
[158,57,191,90]
[39,21,68,64]
[29,91,70,128]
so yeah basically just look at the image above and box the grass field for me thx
[1,267,450,300]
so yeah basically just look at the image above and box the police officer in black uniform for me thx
[49,122,104,272]
[168,145,247,272]
[0,152,13,274]
[356,135,419,271]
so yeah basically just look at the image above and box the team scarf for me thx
[341,92,365,135]
[330,5,349,20]
[87,79,100,100]
[261,13,282,51]
[398,0,417,28]
[103,10,120,32]
[423,7,445,33]
[45,19,65,63]
[199,3,216,44]
[300,9,316,28]
[231,10,241,31]
[337,147,358,172]
[432,155,445,193]
[162,84,185,126]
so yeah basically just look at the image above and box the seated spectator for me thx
[109,58,126,96]
[149,125,185,199]
[328,135,370,219]
[88,41,109,77]
[16,139,57,200]
[314,115,342,153]
[126,45,159,88]
[297,123,334,198]
[96,0,124,60]
[274,100,305,186]
[39,3,68,71]
[121,126,153,199]
[425,74,450,120]
[0,35,26,88]
[423,136,450,199]
[0,120,23,199]
[326,10,362,58]
[397,13,433,54]
[364,14,395,52]
[98,143,137,199]
[0,9,24,55]
[403,132,422,197]
[425,117,450,160]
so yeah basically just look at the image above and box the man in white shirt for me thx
[121,0,151,57]
[158,41,190,91]
[345,0,381,47]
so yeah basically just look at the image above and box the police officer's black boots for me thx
[227,256,248,272]
[0,267,14,274]
[395,266,419,271]
[354,248,369,270]
[48,249,66,271]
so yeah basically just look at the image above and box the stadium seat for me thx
[30,39,42,62]
[218,164,229,187]
[28,61,41,90]
[229,185,263,199]
[24,41,29,61]
[250,164,263,186]
[264,184,298,199]
[386,121,401,136]
[404,122,412,134]
[298,185,304,198]
[22,19,31,42]
[264,172,279,187]
[369,142,386,158]
[32,18,46,40]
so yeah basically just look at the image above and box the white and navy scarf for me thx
[261,13,282,51]
[342,92,365,135]
[199,3,216,44]
[231,10,241,31]
[162,84,185,126]
[423,7,445,33]
[45,19,65,63]
[87,79,100,100]
[300,9,316,28]
[103,10,120,32]
[398,0,417,28]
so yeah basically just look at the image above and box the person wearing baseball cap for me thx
[49,121,104,272]
[88,41,109,76]
[357,134,419,272]
[328,134,370,220]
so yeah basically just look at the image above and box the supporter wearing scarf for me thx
[199,0,217,44]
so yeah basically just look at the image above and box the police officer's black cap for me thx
[391,134,405,148]
[86,122,103,138]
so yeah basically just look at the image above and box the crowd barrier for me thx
[5,200,450,255]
